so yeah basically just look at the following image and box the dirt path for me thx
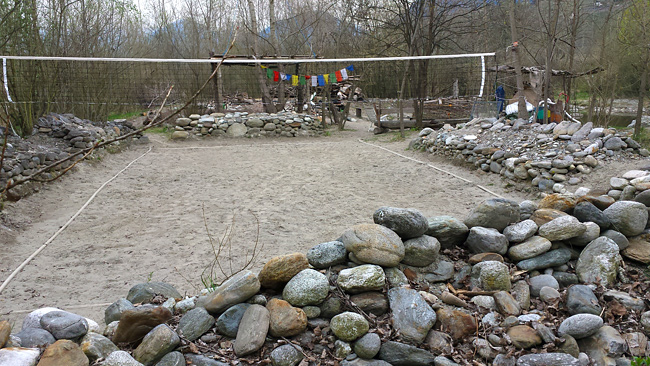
[0,120,539,328]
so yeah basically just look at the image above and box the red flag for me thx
[335,70,343,82]
[273,71,280,82]
[305,75,311,79]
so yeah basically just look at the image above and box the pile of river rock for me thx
[2,191,650,366]
[410,118,649,192]
[171,111,324,140]
[0,113,138,200]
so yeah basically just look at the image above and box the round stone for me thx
[339,224,405,267]
[508,236,552,262]
[353,332,381,359]
[538,216,586,241]
[337,264,386,294]
[603,201,649,237]
[330,312,369,342]
[558,314,603,339]
[307,241,347,269]
[401,235,440,267]
[373,206,428,239]
[282,269,329,306]
[471,261,511,291]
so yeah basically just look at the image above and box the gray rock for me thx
[504,220,538,243]
[567,222,600,247]
[40,310,88,340]
[105,299,135,324]
[170,131,189,140]
[334,340,352,358]
[402,235,440,266]
[330,312,369,342]
[472,295,496,309]
[604,136,627,150]
[320,297,344,318]
[577,326,627,365]
[0,348,40,366]
[200,270,260,314]
[80,332,119,362]
[464,227,508,255]
[307,241,347,269]
[471,261,511,291]
[177,307,214,342]
[540,286,561,302]
[515,353,582,366]
[379,341,436,366]
[384,267,409,287]
[529,275,559,297]
[341,359,392,366]
[354,332,381,359]
[464,198,520,231]
[246,118,264,128]
[493,291,521,316]
[215,303,251,338]
[373,206,429,239]
[387,287,437,344]
[566,285,602,315]
[337,264,385,294]
[183,354,228,366]
[516,248,572,271]
[15,327,56,347]
[133,324,179,365]
[513,280,531,310]
[155,351,185,366]
[426,216,469,249]
[603,201,649,236]
[340,224,405,267]
[302,306,320,319]
[21,307,60,330]
[494,354,516,366]
[601,230,630,250]
[558,314,604,339]
[538,216,586,241]
[520,200,538,220]
[100,351,144,366]
[263,123,276,131]
[270,344,304,366]
[603,290,646,312]
[234,305,269,357]
[226,123,247,137]
[422,260,455,283]
[425,330,453,355]
[571,122,593,142]
[634,189,650,207]
[553,271,580,287]
[127,282,181,304]
[576,237,621,286]
[283,269,329,306]
[508,236,552,261]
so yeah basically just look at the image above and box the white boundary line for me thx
[479,55,486,98]
[2,58,12,102]
[357,139,504,199]
[0,53,496,64]
[0,147,153,295]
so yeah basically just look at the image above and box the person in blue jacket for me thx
[496,85,505,115]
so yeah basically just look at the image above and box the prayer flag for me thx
[267,68,274,79]
[299,76,306,85]
[286,74,292,80]
[312,76,317,87]
[329,73,336,84]
[341,68,348,80]
[335,70,343,82]
[292,75,299,86]
[318,75,325,86]
[324,74,329,84]
[273,71,280,82]
[280,72,287,81]
[346,65,354,72]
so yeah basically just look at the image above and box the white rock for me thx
[623,170,650,180]
[0,348,40,366]
[22,307,61,330]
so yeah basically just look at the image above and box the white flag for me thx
[312,76,317,87]
[340,68,348,80]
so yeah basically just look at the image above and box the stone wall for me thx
[171,111,324,140]
[410,118,649,193]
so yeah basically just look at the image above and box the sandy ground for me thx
[0,119,645,329]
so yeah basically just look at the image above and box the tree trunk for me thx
[508,0,527,119]
[635,52,649,139]
[566,0,580,113]
[269,0,285,112]
[246,0,274,113]
[543,0,561,124]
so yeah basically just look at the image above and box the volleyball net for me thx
[0,53,496,123]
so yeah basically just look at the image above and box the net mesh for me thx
[0,55,497,122]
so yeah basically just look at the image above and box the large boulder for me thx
[464,227,508,255]
[537,216,586,242]
[282,269,329,306]
[426,216,469,249]
[337,265,386,294]
[339,224,405,267]
[576,237,622,286]
[373,207,429,239]
[401,235,440,266]
[258,253,309,289]
[603,201,648,236]
[387,288,437,344]
[464,198,520,231]
[470,261,511,291]
[199,270,260,314]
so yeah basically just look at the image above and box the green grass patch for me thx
[145,126,171,134]
[634,127,650,150]
[107,110,146,121]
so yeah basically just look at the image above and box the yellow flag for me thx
[324,74,329,84]
[292,75,299,86]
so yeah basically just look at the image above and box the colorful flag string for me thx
[261,64,354,85]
